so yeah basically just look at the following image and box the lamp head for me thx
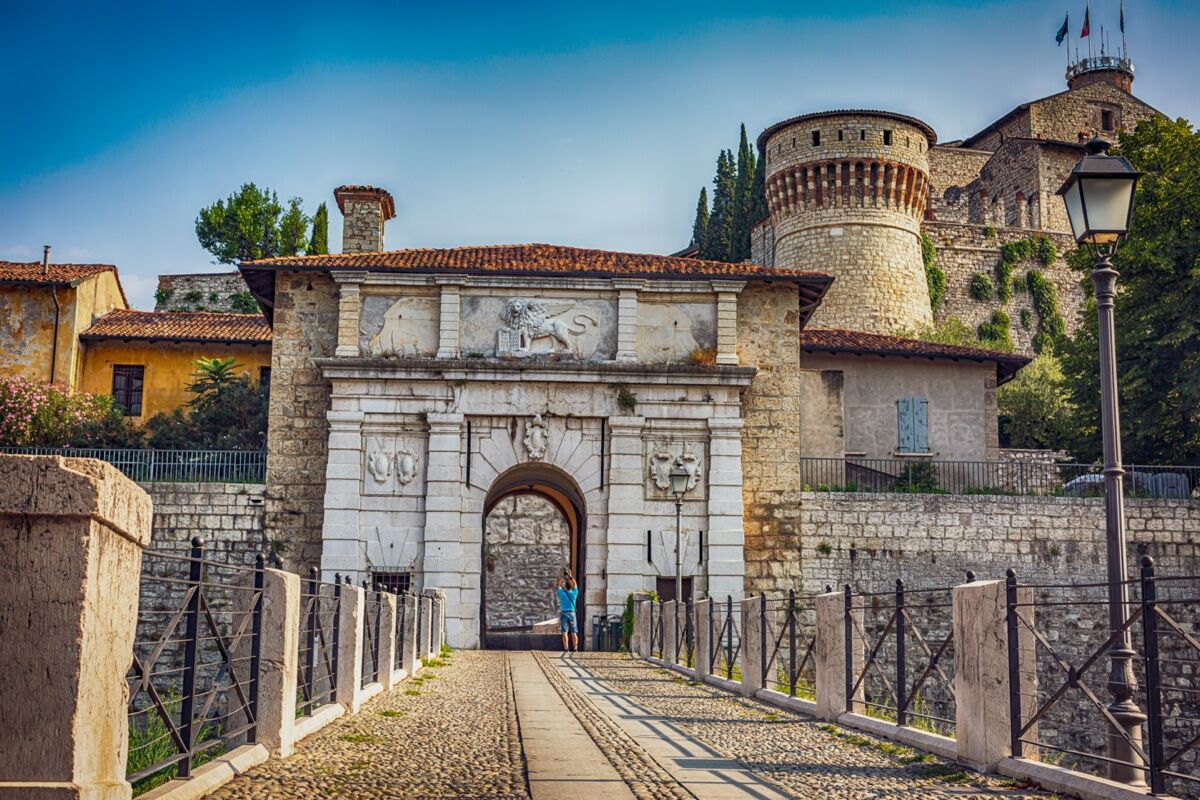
[1057,137,1142,246]
[668,461,690,496]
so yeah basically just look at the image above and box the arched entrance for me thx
[481,464,586,650]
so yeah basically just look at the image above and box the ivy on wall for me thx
[1026,270,1065,354]
[921,233,946,312]
[959,233,1066,354]
[978,309,1012,350]
[970,273,994,301]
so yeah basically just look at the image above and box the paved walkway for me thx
[206,651,1055,799]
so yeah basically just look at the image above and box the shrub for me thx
[1019,308,1033,329]
[969,273,993,301]
[144,358,266,450]
[978,310,1013,351]
[984,225,997,239]
[1035,236,1057,265]
[0,377,141,447]
[896,461,941,493]
[689,347,717,366]
[920,234,946,312]
[616,385,638,411]
[229,291,260,314]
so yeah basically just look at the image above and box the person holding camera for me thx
[555,568,580,653]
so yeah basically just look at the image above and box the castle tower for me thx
[1066,55,1134,92]
[757,110,936,334]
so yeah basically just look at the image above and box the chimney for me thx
[42,244,51,276]
[334,185,396,254]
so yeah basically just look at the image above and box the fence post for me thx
[379,589,399,690]
[739,594,765,697]
[815,585,860,721]
[895,578,907,727]
[431,590,446,656]
[760,593,768,687]
[401,592,419,676]
[178,537,204,778]
[953,573,1036,771]
[695,598,712,678]
[0,455,151,800]
[258,564,300,757]
[788,588,797,697]
[1140,556,1165,795]
[336,577,365,713]
[419,593,433,660]
[662,600,677,664]
[726,595,735,681]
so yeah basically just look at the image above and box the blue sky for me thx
[2,0,1197,309]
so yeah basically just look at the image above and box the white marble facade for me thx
[319,273,749,648]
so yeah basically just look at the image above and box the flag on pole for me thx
[1120,1,1125,32]
[1081,4,1091,38]
[1056,13,1070,44]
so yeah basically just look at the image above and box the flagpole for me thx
[1121,0,1128,60]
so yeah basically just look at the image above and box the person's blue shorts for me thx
[559,610,578,634]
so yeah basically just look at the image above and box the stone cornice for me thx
[356,272,724,294]
[315,357,756,387]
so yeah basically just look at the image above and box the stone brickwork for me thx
[483,494,570,628]
[265,270,338,570]
[155,271,257,313]
[737,283,803,593]
[760,112,934,335]
[141,481,267,558]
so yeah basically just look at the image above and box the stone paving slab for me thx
[567,653,1058,800]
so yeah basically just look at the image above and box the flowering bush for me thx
[0,376,142,447]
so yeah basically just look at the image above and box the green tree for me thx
[690,188,710,251]
[195,183,309,264]
[998,351,1076,450]
[731,124,756,262]
[147,358,267,450]
[308,202,329,255]
[705,150,736,261]
[1060,116,1200,465]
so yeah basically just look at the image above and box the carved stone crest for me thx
[497,298,598,356]
[524,414,549,460]
[395,449,419,485]
[367,448,392,484]
[647,445,703,492]
[677,446,703,491]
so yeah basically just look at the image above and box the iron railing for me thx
[125,539,263,792]
[799,456,1197,499]
[649,600,664,659]
[846,579,958,734]
[296,568,340,717]
[708,595,742,681]
[677,599,694,667]
[361,582,383,687]
[0,447,267,483]
[762,590,818,699]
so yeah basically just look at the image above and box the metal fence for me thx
[0,447,266,483]
[649,599,664,659]
[126,540,263,794]
[361,582,383,687]
[297,568,340,718]
[394,592,408,672]
[799,457,1197,499]
[847,580,958,735]
[762,590,818,699]
[1007,562,1200,797]
[708,595,742,681]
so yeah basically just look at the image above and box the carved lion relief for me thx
[497,298,598,357]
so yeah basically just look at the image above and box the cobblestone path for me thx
[204,651,1061,799]
[207,651,526,799]
[567,653,1052,800]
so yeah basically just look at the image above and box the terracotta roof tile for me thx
[81,310,271,344]
[800,328,1031,384]
[0,260,119,283]
[241,243,830,283]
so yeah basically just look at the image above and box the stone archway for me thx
[481,464,586,649]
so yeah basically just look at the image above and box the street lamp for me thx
[669,461,690,605]
[1057,136,1145,786]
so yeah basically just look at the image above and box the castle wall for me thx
[928,146,992,224]
[155,272,256,313]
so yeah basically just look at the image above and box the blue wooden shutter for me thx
[913,397,929,452]
[897,397,914,452]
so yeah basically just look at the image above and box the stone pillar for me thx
[336,583,366,713]
[423,412,464,644]
[604,416,647,612]
[694,598,713,678]
[954,579,1037,771]
[419,594,433,660]
[320,410,365,581]
[0,456,151,800]
[816,588,863,721]
[663,600,678,664]
[435,281,462,359]
[614,280,641,362]
[740,596,763,697]
[401,593,419,675]
[633,600,648,656]
[706,418,746,601]
[258,567,301,758]
[430,589,446,655]
[334,275,365,357]
[378,592,399,690]
[712,281,744,366]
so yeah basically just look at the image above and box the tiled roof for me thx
[800,328,1031,384]
[81,310,271,344]
[0,260,118,283]
[242,243,830,282]
[334,185,396,219]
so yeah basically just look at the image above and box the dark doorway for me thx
[655,576,694,604]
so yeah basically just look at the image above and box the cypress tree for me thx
[308,202,329,255]
[691,188,710,251]
[732,124,755,261]
[707,150,737,262]
[751,145,768,229]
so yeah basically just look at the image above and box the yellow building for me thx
[0,258,128,387]
[1,256,273,422]
[78,309,272,421]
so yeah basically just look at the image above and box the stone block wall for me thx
[483,493,570,628]
[142,482,267,560]
[155,272,256,313]
[265,271,339,570]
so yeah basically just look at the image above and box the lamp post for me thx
[1057,136,1145,786]
[669,461,691,604]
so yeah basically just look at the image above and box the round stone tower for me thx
[757,110,936,334]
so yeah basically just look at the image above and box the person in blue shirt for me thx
[556,569,580,653]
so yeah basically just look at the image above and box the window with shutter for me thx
[896,396,930,453]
